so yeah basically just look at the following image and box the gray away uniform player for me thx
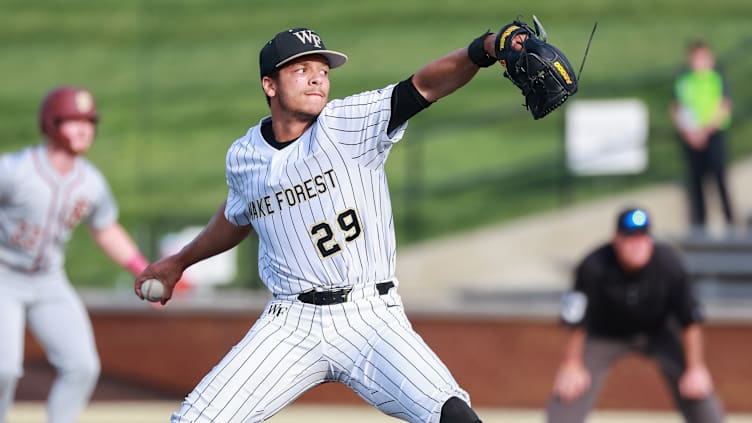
[0,87,149,423]
[135,26,520,422]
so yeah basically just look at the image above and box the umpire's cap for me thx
[259,28,348,79]
[616,207,650,235]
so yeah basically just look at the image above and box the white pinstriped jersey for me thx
[0,145,118,273]
[225,84,406,296]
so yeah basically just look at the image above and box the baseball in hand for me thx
[141,278,165,303]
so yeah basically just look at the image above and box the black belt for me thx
[297,281,395,305]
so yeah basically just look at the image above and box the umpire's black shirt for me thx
[566,242,703,338]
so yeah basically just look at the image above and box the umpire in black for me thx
[546,207,725,423]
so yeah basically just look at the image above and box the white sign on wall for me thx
[565,99,649,175]
[160,226,237,287]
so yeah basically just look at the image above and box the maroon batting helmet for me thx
[39,86,99,145]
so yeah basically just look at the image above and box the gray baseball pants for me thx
[546,329,724,423]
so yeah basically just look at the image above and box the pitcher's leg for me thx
[328,296,475,423]
[172,301,327,423]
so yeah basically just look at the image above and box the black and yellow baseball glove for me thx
[496,16,578,120]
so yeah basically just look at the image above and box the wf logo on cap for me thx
[292,30,322,48]
[259,27,348,78]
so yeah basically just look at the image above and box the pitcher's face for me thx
[265,55,330,121]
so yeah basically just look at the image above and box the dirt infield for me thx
[7,401,752,423]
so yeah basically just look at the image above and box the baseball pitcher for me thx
[136,18,577,423]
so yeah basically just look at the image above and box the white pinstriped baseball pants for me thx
[171,285,470,423]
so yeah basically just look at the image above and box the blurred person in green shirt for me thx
[670,39,734,235]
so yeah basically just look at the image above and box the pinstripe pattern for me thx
[172,290,469,423]
[225,85,401,296]
[174,85,471,422]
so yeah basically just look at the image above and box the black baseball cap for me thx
[259,28,348,79]
[616,207,651,235]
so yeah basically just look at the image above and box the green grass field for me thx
[1,0,751,287]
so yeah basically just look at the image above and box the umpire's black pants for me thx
[682,130,734,227]
[546,328,725,423]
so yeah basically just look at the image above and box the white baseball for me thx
[141,278,165,303]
